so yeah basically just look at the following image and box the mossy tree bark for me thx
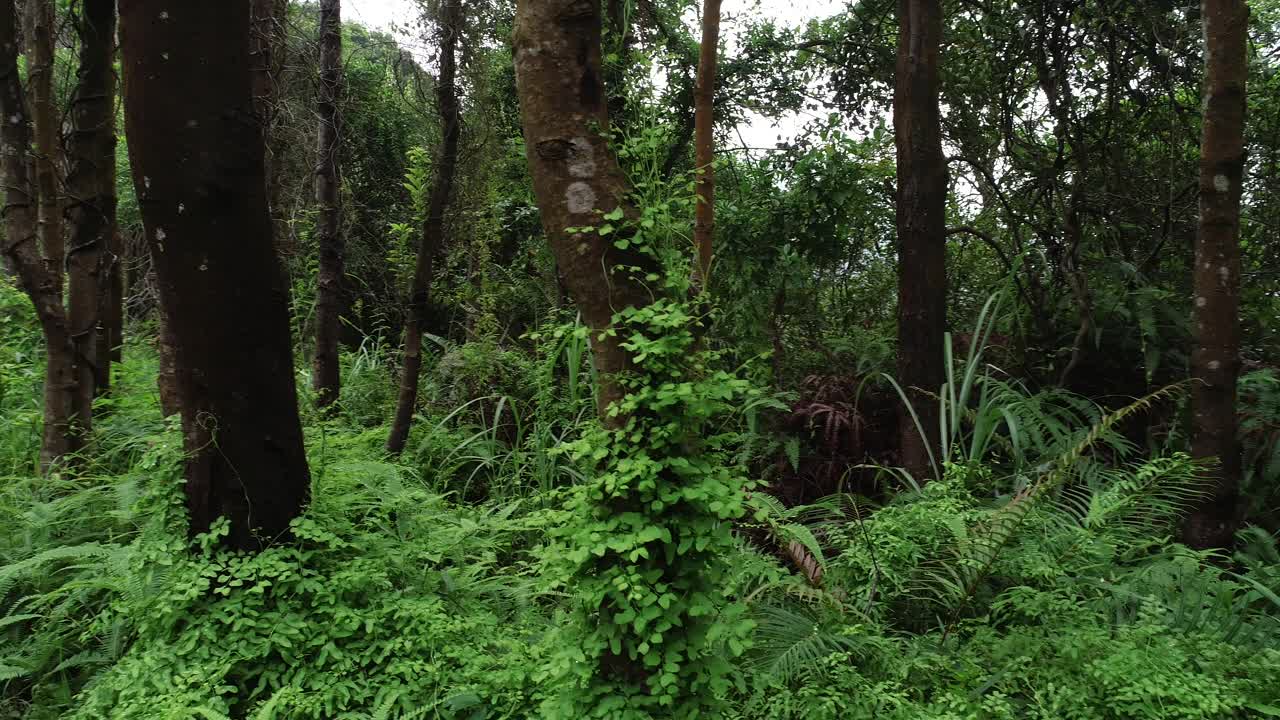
[513,0,660,427]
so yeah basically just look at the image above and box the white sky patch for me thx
[695,0,844,151]
[345,0,417,33]
[345,0,840,148]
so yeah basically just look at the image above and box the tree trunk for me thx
[1184,0,1247,549]
[313,0,344,409]
[513,0,659,427]
[24,0,61,296]
[156,303,181,419]
[120,0,310,550]
[386,0,462,456]
[1,0,78,473]
[691,0,721,292]
[103,226,123,368]
[65,0,117,426]
[894,0,947,481]
[253,0,290,255]
[250,0,286,139]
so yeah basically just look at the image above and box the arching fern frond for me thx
[746,602,866,685]
[908,383,1192,631]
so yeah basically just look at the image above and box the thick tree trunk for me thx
[65,0,117,426]
[894,0,947,481]
[24,0,61,295]
[252,0,290,255]
[1184,0,1247,549]
[1,0,78,473]
[313,0,344,409]
[513,0,659,427]
[691,0,721,292]
[103,227,123,368]
[120,0,310,549]
[156,303,181,419]
[250,0,286,137]
[386,0,462,456]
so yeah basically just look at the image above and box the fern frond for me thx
[909,384,1191,626]
[747,603,864,685]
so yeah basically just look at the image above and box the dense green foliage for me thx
[3,271,1279,717]
[3,0,1280,717]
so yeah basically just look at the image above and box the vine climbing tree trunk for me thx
[65,0,117,427]
[313,0,345,409]
[0,0,77,472]
[120,0,310,550]
[513,0,659,427]
[386,0,462,455]
[1184,0,1248,549]
[691,0,721,292]
[894,0,948,481]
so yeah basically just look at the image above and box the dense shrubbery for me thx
[2,276,1279,719]
[2,0,1279,715]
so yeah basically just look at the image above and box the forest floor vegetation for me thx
[1,281,1279,719]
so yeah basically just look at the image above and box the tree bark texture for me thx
[513,0,660,427]
[103,226,123,368]
[66,0,117,426]
[24,0,61,297]
[691,0,721,292]
[386,0,462,455]
[156,302,181,419]
[313,0,344,409]
[1184,0,1247,549]
[252,0,290,254]
[894,0,948,481]
[0,0,78,472]
[250,0,287,135]
[120,0,310,549]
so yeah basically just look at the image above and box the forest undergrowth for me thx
[1,279,1279,719]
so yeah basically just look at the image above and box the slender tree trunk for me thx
[386,0,462,455]
[120,0,310,550]
[313,0,344,409]
[894,0,947,481]
[1,0,77,472]
[1184,0,1248,549]
[24,0,61,295]
[513,0,659,427]
[691,0,721,292]
[65,0,117,426]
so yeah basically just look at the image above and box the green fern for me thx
[910,384,1192,628]
[746,602,866,685]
